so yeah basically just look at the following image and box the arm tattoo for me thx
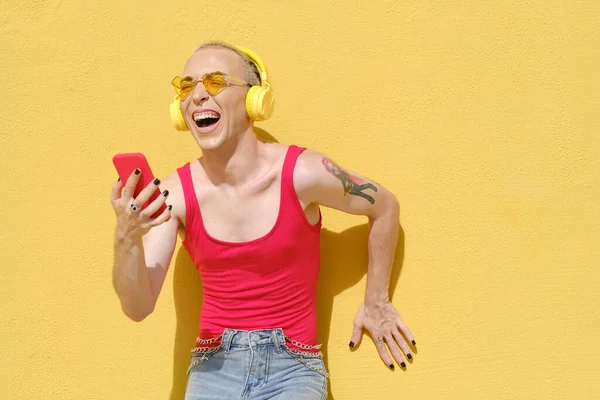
[322,158,378,204]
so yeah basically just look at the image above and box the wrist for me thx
[114,227,143,247]
[365,293,390,308]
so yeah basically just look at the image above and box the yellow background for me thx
[2,1,599,399]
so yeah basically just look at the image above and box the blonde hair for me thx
[193,41,261,87]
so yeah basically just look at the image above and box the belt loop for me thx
[223,329,234,354]
[273,328,283,353]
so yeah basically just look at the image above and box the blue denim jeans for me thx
[184,328,329,399]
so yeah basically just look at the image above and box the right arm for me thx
[110,170,179,322]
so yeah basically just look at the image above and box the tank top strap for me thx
[176,162,200,226]
[281,144,306,202]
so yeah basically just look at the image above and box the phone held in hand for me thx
[112,153,167,219]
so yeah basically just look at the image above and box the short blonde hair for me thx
[193,41,261,87]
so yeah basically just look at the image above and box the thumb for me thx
[349,319,363,349]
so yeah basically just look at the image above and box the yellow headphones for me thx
[169,45,274,132]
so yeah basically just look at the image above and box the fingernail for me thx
[407,353,412,359]
[153,178,161,185]
[168,205,172,210]
[389,364,395,370]
[163,190,169,196]
[117,177,121,182]
[401,362,406,368]
[349,341,354,348]
[412,340,416,345]
[135,169,141,175]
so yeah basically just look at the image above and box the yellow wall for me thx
[2,1,599,399]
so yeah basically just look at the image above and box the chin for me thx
[192,128,228,151]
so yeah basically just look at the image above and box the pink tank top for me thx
[176,145,322,348]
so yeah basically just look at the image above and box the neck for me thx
[199,127,265,186]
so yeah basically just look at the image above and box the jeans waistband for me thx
[221,328,285,353]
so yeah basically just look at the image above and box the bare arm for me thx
[295,150,400,303]
[295,149,415,369]
[112,215,178,321]
[110,170,179,322]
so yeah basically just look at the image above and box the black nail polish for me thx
[168,205,172,211]
[163,190,169,196]
[389,364,394,370]
[117,177,121,182]
[135,169,141,175]
[153,178,161,185]
[407,353,412,359]
[401,362,406,368]
[349,341,354,348]
[412,340,416,345]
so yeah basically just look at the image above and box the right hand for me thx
[110,169,172,238]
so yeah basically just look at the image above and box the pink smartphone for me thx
[112,152,167,219]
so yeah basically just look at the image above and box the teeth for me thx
[194,113,220,121]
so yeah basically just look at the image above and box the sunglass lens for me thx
[204,74,227,96]
[178,77,196,98]
[171,76,182,93]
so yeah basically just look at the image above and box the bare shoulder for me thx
[264,141,290,161]
[293,146,397,216]
[293,147,325,193]
[260,141,292,174]
[157,169,186,227]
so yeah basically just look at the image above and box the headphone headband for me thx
[234,45,269,86]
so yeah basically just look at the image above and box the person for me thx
[110,41,416,400]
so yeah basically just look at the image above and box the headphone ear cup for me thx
[170,97,189,131]
[246,86,274,121]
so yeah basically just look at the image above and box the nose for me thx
[191,81,209,105]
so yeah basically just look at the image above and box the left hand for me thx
[349,302,416,369]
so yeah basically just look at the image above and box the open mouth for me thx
[193,111,221,129]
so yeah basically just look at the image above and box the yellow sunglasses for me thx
[171,71,251,100]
